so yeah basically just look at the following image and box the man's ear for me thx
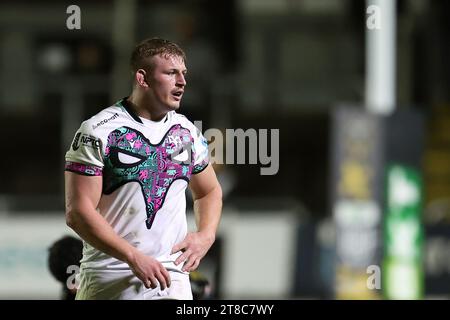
[135,69,149,88]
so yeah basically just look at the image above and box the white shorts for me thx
[75,268,193,300]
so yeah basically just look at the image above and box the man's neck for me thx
[127,94,167,122]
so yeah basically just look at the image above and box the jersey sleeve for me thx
[191,124,209,175]
[65,121,104,176]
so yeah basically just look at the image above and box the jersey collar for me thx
[120,97,143,124]
[119,97,169,124]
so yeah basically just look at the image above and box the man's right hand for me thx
[65,172,171,291]
[126,250,171,290]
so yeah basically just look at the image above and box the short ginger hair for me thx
[130,37,187,74]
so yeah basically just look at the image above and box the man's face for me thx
[146,54,187,111]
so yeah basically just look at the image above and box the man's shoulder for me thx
[170,112,204,140]
[171,112,198,129]
[82,105,124,132]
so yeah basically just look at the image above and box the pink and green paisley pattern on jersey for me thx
[103,125,205,229]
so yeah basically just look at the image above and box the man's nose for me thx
[176,74,186,86]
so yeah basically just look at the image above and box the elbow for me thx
[65,209,78,229]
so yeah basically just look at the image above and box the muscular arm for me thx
[65,172,133,261]
[172,164,222,272]
[191,165,223,242]
[65,171,170,289]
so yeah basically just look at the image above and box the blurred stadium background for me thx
[0,0,449,299]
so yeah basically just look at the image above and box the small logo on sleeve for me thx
[72,132,81,151]
[72,133,100,151]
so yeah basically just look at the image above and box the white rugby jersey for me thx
[65,98,209,272]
